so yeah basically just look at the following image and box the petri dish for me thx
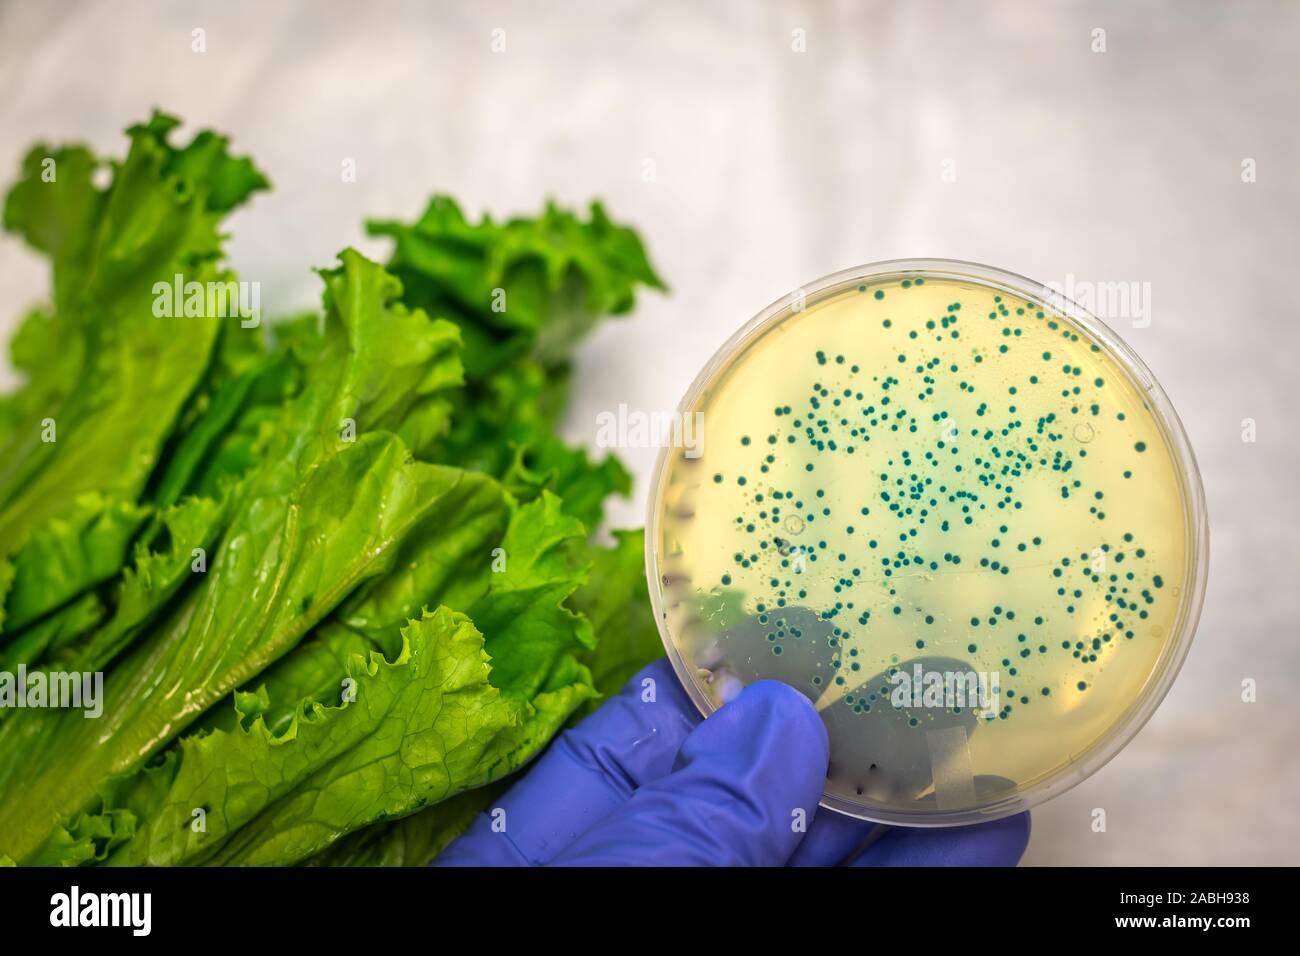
[646,259,1208,826]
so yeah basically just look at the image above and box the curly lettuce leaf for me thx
[299,783,503,867]
[368,196,660,522]
[0,495,148,637]
[0,112,267,553]
[0,112,667,868]
[0,591,104,675]
[0,251,470,863]
[148,350,301,508]
[105,605,594,866]
[572,529,665,705]
[369,195,663,353]
[60,493,228,674]
[500,434,631,532]
[96,490,597,866]
[467,491,594,696]
[296,516,659,867]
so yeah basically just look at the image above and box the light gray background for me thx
[1,0,1296,865]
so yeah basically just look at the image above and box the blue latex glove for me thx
[436,659,1030,866]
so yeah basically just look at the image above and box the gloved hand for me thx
[436,659,1030,866]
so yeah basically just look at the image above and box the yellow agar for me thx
[653,276,1189,815]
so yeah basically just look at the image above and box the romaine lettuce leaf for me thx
[369,195,664,352]
[0,495,148,636]
[86,490,598,866]
[0,113,267,553]
[0,113,668,868]
[61,494,228,674]
[0,250,472,863]
[0,591,104,674]
[572,528,665,705]
[368,195,662,522]
[104,601,592,866]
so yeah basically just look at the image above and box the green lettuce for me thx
[371,195,661,525]
[0,113,266,556]
[0,114,666,866]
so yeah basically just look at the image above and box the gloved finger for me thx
[550,679,830,866]
[847,811,1031,866]
[436,658,700,866]
[787,811,881,866]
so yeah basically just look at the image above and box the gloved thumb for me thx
[550,679,830,866]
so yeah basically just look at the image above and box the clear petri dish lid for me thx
[646,259,1208,826]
